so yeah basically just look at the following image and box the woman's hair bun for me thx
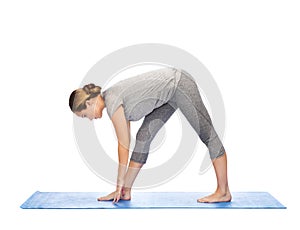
[83,83,101,95]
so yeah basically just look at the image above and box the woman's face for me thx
[75,95,102,120]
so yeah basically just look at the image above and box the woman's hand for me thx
[113,185,123,203]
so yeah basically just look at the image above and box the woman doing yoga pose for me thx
[69,67,231,203]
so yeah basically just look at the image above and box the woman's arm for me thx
[110,105,130,202]
[112,105,130,164]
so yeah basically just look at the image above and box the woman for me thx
[69,67,231,203]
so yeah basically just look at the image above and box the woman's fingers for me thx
[112,191,121,203]
[112,186,123,203]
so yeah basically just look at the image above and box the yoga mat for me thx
[20,191,286,209]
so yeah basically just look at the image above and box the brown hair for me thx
[69,83,101,112]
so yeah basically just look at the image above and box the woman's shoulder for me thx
[102,87,123,119]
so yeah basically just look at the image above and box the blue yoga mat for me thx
[20,191,286,209]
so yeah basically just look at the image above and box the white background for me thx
[1,0,299,229]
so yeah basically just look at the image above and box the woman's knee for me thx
[136,127,152,142]
[130,151,148,164]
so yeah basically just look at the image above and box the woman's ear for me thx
[85,99,91,107]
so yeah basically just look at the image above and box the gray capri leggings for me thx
[130,72,225,164]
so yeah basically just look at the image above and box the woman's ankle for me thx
[122,187,131,193]
[216,185,230,195]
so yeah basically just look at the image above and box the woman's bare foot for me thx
[197,188,231,203]
[97,188,131,201]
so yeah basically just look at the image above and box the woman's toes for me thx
[197,197,207,203]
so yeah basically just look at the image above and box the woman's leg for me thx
[123,102,177,196]
[171,72,231,202]
[197,153,231,202]
[130,102,177,164]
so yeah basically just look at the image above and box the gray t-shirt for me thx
[102,67,182,121]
